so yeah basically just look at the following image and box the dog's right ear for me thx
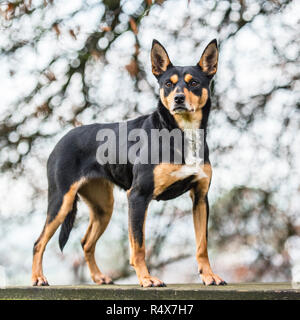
[151,39,172,78]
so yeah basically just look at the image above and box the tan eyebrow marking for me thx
[170,74,178,84]
[184,74,193,83]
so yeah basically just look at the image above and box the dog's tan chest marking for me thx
[153,163,182,198]
[153,163,210,199]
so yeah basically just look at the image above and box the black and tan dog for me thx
[32,39,226,287]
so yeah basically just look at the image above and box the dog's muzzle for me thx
[172,94,191,113]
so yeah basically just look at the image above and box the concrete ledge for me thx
[1,283,299,300]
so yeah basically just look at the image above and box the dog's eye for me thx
[165,81,172,88]
[190,80,199,87]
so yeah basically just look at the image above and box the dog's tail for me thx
[59,194,78,252]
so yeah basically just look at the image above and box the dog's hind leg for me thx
[32,181,82,286]
[79,178,114,285]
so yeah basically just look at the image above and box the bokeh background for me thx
[0,0,299,286]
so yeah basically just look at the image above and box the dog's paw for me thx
[94,274,114,285]
[139,276,166,288]
[201,273,227,286]
[32,275,49,286]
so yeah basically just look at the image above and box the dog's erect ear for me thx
[198,39,219,77]
[151,39,172,78]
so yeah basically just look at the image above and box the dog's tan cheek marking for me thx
[153,163,184,198]
[170,74,178,84]
[160,87,177,111]
[199,88,208,109]
[184,74,193,83]
[184,87,208,110]
[184,87,199,111]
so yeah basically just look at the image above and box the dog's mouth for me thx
[172,105,189,113]
[172,104,194,113]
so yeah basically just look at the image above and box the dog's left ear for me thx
[198,39,219,77]
[151,39,172,78]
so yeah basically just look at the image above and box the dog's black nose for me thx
[174,94,185,104]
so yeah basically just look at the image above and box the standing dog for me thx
[32,39,226,287]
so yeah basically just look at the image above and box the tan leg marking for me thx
[127,194,165,287]
[32,179,86,286]
[79,178,114,285]
[190,164,226,285]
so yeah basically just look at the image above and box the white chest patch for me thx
[171,164,207,181]
[171,124,207,181]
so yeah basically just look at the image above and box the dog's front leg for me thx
[190,164,226,286]
[127,188,165,287]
